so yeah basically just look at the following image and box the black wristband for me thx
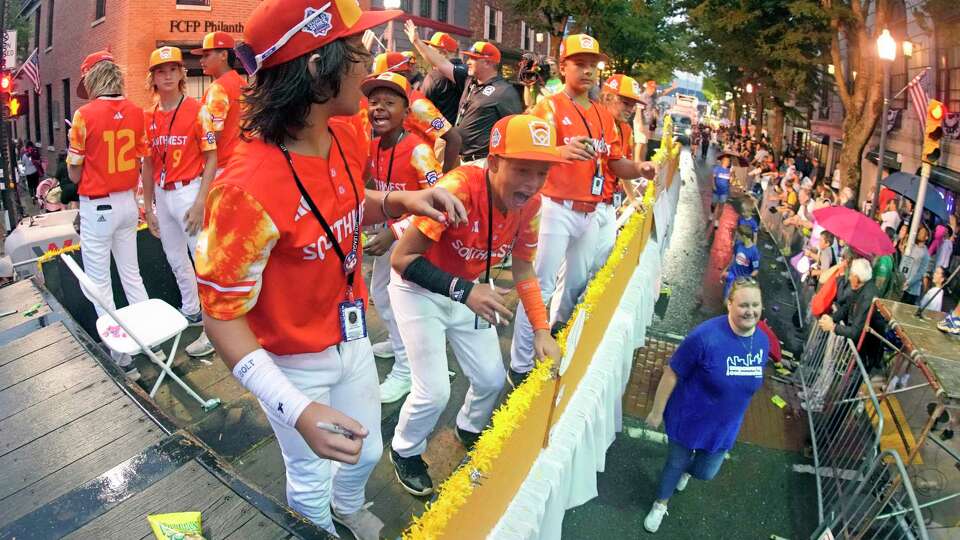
[402,256,474,303]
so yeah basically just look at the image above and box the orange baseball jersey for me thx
[601,120,634,201]
[412,165,540,282]
[144,97,216,185]
[195,118,369,355]
[67,97,150,197]
[530,93,623,202]
[359,90,450,147]
[369,131,441,192]
[201,70,244,167]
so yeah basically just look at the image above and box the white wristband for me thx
[233,349,311,428]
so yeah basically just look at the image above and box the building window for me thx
[62,79,71,147]
[484,5,501,42]
[495,10,502,43]
[33,92,41,145]
[95,0,106,19]
[818,77,830,121]
[45,84,53,146]
[401,0,412,12]
[935,35,960,112]
[437,0,448,22]
[34,6,41,50]
[45,0,54,48]
[176,0,210,6]
[520,21,526,49]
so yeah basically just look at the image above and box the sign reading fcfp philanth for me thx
[169,20,244,33]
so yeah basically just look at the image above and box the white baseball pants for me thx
[591,201,618,274]
[511,196,599,373]
[78,190,149,318]
[154,180,201,317]
[388,272,505,457]
[369,243,410,381]
[259,339,382,534]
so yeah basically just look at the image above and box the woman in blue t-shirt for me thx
[711,155,732,228]
[643,278,769,533]
[722,224,760,300]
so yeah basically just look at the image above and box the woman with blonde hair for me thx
[67,51,150,381]
[141,46,218,358]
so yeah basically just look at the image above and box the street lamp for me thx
[536,32,544,43]
[597,61,606,71]
[872,28,897,215]
[745,83,753,94]
[902,40,913,58]
[384,0,402,51]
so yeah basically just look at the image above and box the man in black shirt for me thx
[411,28,465,125]
[406,20,522,166]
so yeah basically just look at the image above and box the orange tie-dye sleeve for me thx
[195,183,279,320]
[195,108,217,153]
[408,97,451,144]
[413,168,471,241]
[203,81,230,132]
[134,121,150,158]
[66,110,87,165]
[410,143,442,189]
[513,197,542,263]
[529,98,555,127]
[605,112,623,162]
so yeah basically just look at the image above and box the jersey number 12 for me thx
[102,129,136,174]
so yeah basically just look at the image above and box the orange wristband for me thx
[517,278,549,332]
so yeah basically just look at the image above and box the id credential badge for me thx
[612,191,624,208]
[474,314,491,330]
[591,161,604,196]
[338,299,367,342]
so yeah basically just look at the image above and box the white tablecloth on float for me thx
[489,235,663,540]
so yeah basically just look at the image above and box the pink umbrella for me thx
[812,206,895,256]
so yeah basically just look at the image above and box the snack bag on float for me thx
[147,512,206,540]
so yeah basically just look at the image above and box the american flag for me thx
[15,48,40,95]
[907,67,929,131]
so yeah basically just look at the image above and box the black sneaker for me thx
[455,426,481,451]
[507,368,530,389]
[389,448,433,496]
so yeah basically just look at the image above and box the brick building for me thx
[15,0,546,164]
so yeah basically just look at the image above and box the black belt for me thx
[461,152,488,162]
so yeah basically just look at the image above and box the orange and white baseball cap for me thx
[149,46,184,70]
[489,114,569,164]
[462,41,501,64]
[603,74,642,102]
[190,32,236,55]
[361,72,411,101]
[426,31,458,53]
[559,33,607,62]
[238,0,402,74]
[76,49,115,99]
[372,51,414,75]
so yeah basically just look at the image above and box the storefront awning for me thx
[930,164,960,194]
[866,147,902,171]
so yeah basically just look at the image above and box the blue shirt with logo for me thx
[738,216,759,236]
[713,165,731,196]
[728,240,760,279]
[664,316,769,452]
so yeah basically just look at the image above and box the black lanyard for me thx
[278,130,361,289]
[483,172,494,283]
[564,92,604,143]
[375,129,405,189]
[152,95,185,181]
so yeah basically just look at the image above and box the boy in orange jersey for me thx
[360,72,443,404]
[366,51,461,170]
[193,32,243,172]
[387,114,563,496]
[194,2,465,537]
[67,51,150,381]
[509,34,655,386]
[141,46,218,358]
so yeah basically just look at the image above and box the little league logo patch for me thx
[579,35,595,51]
[301,7,333,38]
[159,48,173,60]
[425,170,439,186]
[430,118,445,131]
[482,86,495,97]
[607,79,619,90]
[528,121,551,147]
[205,132,215,145]
[631,80,641,96]
[490,127,502,148]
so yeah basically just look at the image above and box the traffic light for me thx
[0,71,12,94]
[7,93,27,118]
[922,99,946,164]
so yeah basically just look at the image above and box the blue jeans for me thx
[655,439,726,500]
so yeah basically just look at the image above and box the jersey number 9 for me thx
[102,129,137,174]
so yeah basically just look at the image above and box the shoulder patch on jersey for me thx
[206,132,216,144]
[430,118,445,131]
[482,86,495,96]
[425,170,439,186]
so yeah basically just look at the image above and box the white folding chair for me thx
[61,253,220,411]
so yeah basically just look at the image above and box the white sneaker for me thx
[675,473,691,492]
[644,501,669,533]
[371,341,395,359]
[186,331,215,357]
[332,502,383,540]
[380,375,412,404]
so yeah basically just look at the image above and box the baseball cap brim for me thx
[190,46,228,55]
[360,78,409,100]
[76,79,89,99]
[462,51,493,59]
[497,151,570,164]
[562,51,609,62]
[350,9,404,40]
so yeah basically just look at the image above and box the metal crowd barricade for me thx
[799,325,929,539]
